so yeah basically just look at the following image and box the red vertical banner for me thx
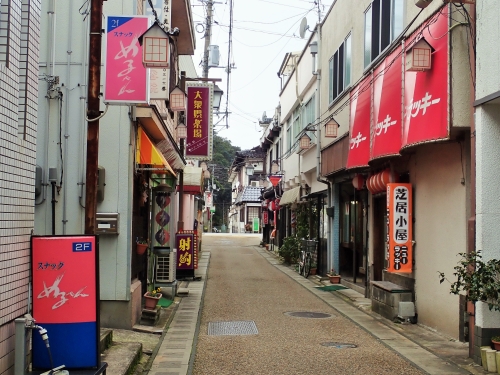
[387,183,413,273]
[371,47,402,160]
[403,9,449,148]
[347,76,371,169]
[176,231,198,270]
[186,83,214,160]
[263,211,269,225]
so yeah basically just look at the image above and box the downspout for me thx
[62,0,74,234]
[314,22,332,274]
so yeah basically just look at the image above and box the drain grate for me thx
[321,342,357,349]
[284,311,333,319]
[208,321,258,336]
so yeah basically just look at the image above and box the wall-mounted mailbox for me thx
[95,212,119,235]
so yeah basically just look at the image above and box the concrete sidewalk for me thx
[146,245,487,375]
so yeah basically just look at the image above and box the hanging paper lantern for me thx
[352,174,365,190]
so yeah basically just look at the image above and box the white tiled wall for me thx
[0,1,41,374]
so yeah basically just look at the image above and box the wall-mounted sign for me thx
[386,183,413,273]
[31,235,99,369]
[104,16,149,105]
[176,231,198,270]
[185,83,214,160]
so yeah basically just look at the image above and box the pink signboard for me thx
[371,47,403,160]
[31,235,99,369]
[403,10,449,148]
[346,76,371,169]
[104,16,149,105]
[185,83,213,160]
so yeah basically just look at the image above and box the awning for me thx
[279,186,300,205]
[136,127,176,176]
[182,166,203,194]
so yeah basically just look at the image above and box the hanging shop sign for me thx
[205,191,213,208]
[252,217,260,233]
[104,16,149,105]
[346,76,371,169]
[185,82,214,160]
[371,47,402,160]
[31,235,99,369]
[403,10,449,148]
[263,211,269,225]
[176,230,198,270]
[386,183,413,273]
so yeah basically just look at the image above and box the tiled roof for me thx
[235,186,262,204]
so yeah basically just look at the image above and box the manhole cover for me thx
[284,311,333,319]
[208,321,258,336]
[321,342,357,349]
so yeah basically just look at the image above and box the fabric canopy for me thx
[182,166,203,194]
[279,186,300,205]
[136,127,176,176]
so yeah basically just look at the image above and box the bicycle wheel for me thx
[303,253,311,278]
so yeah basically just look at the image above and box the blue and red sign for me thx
[31,235,99,369]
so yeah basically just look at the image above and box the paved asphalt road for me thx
[192,234,426,375]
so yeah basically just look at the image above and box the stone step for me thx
[100,341,142,375]
[100,329,113,354]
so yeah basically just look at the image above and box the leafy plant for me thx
[136,237,148,245]
[146,287,162,298]
[311,263,317,269]
[492,336,500,342]
[328,268,339,276]
[438,251,500,311]
[278,236,300,264]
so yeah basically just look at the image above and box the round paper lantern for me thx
[352,174,365,190]
[374,172,384,193]
[366,176,373,193]
[380,169,391,190]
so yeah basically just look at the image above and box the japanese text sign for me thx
[176,231,198,270]
[371,47,402,160]
[186,83,214,160]
[346,76,371,169]
[403,10,448,148]
[386,183,413,273]
[31,235,99,369]
[104,16,149,105]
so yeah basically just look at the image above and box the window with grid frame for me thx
[292,106,301,144]
[364,0,404,68]
[247,207,260,225]
[329,34,351,104]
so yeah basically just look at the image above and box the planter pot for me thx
[493,340,500,351]
[486,349,497,372]
[136,243,148,255]
[265,244,269,250]
[144,293,162,310]
[310,268,317,276]
[328,275,341,284]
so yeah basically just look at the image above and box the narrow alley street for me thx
[192,234,426,375]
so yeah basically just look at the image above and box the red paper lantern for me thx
[374,172,384,193]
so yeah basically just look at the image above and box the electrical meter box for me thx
[95,212,119,235]
[208,45,220,67]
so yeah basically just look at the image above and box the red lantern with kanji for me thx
[352,174,365,190]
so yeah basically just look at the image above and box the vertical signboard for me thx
[185,83,214,160]
[104,16,150,105]
[386,183,413,273]
[31,236,99,369]
[253,217,260,233]
[176,230,198,270]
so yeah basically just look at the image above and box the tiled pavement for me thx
[147,245,485,375]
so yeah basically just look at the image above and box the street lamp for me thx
[271,161,280,174]
[169,86,186,112]
[176,122,187,139]
[246,164,254,176]
[324,117,340,138]
[213,84,224,111]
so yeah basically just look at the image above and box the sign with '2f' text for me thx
[31,235,99,369]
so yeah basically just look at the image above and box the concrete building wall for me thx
[0,1,41,374]
[409,143,467,339]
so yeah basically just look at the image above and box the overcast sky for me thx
[190,0,332,151]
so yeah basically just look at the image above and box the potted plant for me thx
[491,336,500,350]
[438,250,500,312]
[136,238,148,255]
[327,269,341,284]
[277,236,300,264]
[310,263,317,276]
[144,287,162,310]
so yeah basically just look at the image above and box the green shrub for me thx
[278,236,300,264]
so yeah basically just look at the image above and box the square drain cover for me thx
[208,321,258,336]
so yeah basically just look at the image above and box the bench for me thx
[371,281,412,321]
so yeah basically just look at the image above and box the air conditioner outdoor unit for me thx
[251,181,259,187]
[155,250,176,283]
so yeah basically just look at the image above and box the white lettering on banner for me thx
[375,115,397,136]
[350,131,367,149]
[37,274,89,309]
[405,91,441,119]
[115,37,140,96]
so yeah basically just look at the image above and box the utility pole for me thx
[202,0,213,78]
[85,0,103,235]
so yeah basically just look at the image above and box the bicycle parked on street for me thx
[298,239,317,278]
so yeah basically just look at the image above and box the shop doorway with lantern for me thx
[339,181,367,292]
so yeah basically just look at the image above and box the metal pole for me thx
[51,182,56,235]
[84,0,103,235]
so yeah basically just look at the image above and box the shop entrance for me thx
[372,195,387,281]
